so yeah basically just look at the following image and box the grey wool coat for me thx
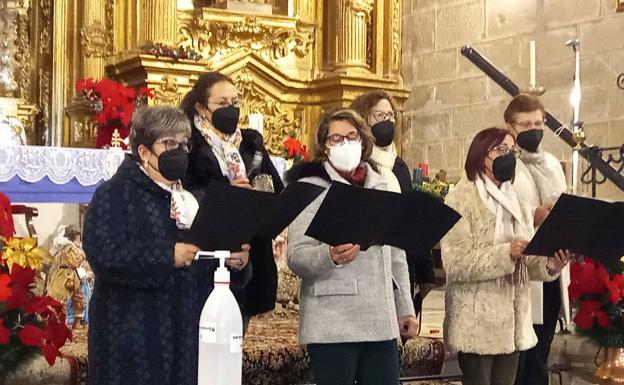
[286,161,416,346]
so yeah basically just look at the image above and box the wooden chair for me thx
[11,205,39,239]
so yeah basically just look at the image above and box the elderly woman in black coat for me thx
[83,106,250,385]
[181,72,284,330]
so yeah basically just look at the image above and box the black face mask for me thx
[156,147,188,181]
[211,105,240,135]
[371,120,395,147]
[491,152,516,183]
[516,129,543,153]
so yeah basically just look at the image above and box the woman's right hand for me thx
[329,243,360,266]
[510,239,528,260]
[230,177,252,190]
[174,242,200,268]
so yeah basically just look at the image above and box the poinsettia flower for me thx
[6,264,36,309]
[574,300,610,330]
[18,324,44,346]
[606,280,621,304]
[42,341,62,365]
[75,78,96,94]
[0,318,10,344]
[284,138,302,158]
[0,273,12,301]
[138,87,155,99]
[44,316,72,349]
[24,295,63,316]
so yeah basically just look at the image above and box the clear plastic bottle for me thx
[197,251,243,385]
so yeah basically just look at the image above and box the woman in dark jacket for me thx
[83,106,250,385]
[351,90,436,315]
[180,72,284,326]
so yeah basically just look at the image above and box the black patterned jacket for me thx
[83,156,249,385]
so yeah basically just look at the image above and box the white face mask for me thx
[327,141,362,172]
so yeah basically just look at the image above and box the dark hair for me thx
[350,90,400,129]
[314,108,374,161]
[465,127,515,181]
[503,93,545,124]
[180,72,234,122]
[129,106,192,156]
[64,225,81,242]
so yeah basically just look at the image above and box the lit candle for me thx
[530,40,536,88]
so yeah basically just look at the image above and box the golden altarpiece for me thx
[2,0,409,155]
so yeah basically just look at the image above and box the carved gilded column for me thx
[80,0,109,78]
[335,0,374,72]
[138,0,178,46]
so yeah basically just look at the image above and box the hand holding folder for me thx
[525,194,624,269]
[304,182,461,254]
[185,181,324,251]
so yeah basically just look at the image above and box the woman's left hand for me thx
[546,249,571,275]
[226,243,250,270]
[398,315,419,340]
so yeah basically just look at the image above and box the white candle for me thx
[248,113,264,136]
[530,40,536,88]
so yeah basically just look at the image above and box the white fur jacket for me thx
[441,178,558,355]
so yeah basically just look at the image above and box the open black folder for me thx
[185,181,325,251]
[524,193,624,267]
[304,182,461,254]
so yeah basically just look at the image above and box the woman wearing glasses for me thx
[351,90,437,318]
[83,106,251,385]
[180,72,284,330]
[440,127,569,385]
[285,108,418,385]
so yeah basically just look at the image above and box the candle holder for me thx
[520,86,546,96]
[572,126,586,150]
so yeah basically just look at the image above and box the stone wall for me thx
[401,0,624,199]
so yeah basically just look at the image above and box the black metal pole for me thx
[460,45,624,192]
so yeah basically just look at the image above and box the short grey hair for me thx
[129,106,192,156]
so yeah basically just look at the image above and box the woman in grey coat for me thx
[285,108,417,385]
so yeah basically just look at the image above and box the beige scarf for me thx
[194,114,246,181]
[475,175,532,286]
[139,163,199,230]
[370,143,401,193]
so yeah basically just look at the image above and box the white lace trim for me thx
[0,145,125,186]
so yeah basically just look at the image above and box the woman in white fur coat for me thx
[441,127,570,385]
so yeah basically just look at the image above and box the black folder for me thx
[524,194,624,268]
[304,182,461,253]
[186,181,324,251]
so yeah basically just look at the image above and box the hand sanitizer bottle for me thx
[197,251,243,385]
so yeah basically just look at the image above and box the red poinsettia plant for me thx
[76,78,154,149]
[283,137,308,164]
[569,256,624,346]
[0,235,72,377]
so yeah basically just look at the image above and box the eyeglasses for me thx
[371,110,395,122]
[513,119,545,129]
[155,138,192,153]
[325,131,362,146]
[488,143,521,158]
[208,100,240,109]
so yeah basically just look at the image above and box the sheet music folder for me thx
[185,181,324,250]
[525,193,624,266]
[305,182,461,253]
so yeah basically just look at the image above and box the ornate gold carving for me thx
[153,75,181,105]
[392,0,400,69]
[39,0,51,55]
[38,67,51,144]
[15,7,31,100]
[234,69,302,155]
[81,21,113,58]
[179,15,313,63]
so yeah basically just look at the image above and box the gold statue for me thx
[46,225,93,329]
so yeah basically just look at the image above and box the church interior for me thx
[0,0,623,384]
